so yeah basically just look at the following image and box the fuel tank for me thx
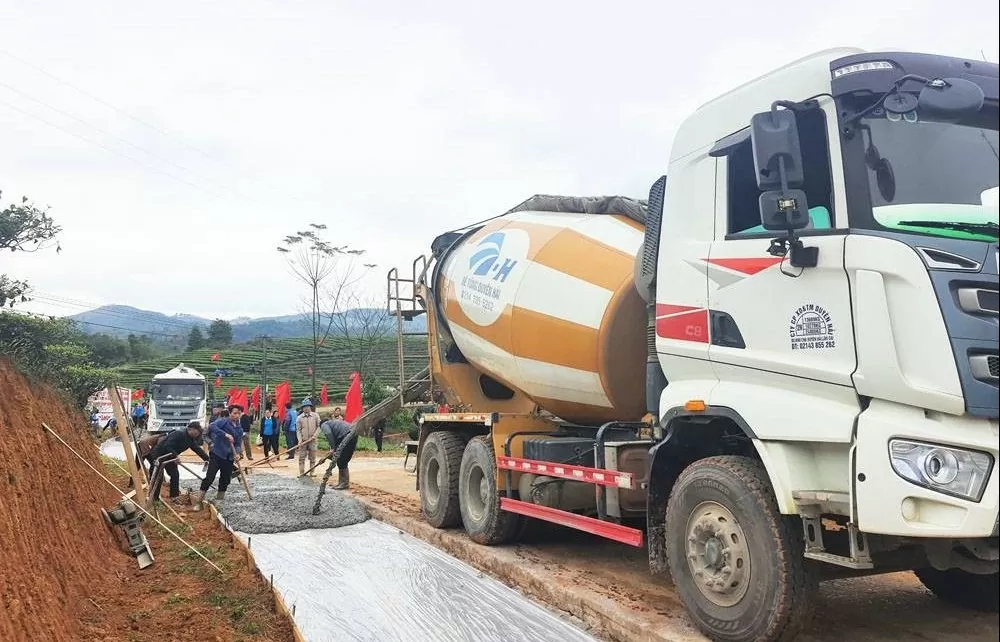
[436,209,646,424]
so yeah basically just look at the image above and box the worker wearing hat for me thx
[296,397,321,477]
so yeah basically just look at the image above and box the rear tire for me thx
[664,456,817,642]
[915,568,999,612]
[419,431,466,528]
[459,436,522,545]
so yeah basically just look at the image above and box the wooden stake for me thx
[108,386,147,505]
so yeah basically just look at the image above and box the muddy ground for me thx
[0,360,295,642]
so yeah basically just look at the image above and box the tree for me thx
[84,333,130,367]
[187,325,206,351]
[330,293,394,377]
[126,334,159,362]
[278,224,369,393]
[0,312,113,406]
[206,319,233,348]
[0,191,62,307]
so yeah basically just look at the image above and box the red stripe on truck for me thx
[702,257,782,275]
[655,308,710,343]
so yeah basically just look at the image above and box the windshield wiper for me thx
[898,220,1000,238]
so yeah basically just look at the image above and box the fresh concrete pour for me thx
[216,473,370,533]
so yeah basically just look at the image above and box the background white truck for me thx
[146,363,208,434]
[386,47,999,642]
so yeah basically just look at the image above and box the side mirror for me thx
[750,109,809,231]
[918,78,984,123]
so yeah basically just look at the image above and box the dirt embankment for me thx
[0,361,127,642]
[0,361,296,642]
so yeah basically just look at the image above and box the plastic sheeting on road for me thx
[236,520,597,642]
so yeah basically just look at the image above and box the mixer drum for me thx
[437,209,646,424]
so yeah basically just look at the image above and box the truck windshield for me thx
[152,382,204,400]
[861,113,999,241]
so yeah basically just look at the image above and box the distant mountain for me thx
[68,304,426,343]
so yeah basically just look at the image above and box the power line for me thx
[29,292,199,329]
[0,80,237,193]
[0,47,223,163]
[0,95,225,196]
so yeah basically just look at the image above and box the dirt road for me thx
[335,456,999,642]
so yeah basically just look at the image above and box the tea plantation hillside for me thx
[115,336,428,401]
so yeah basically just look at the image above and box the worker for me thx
[283,401,299,459]
[372,419,386,452]
[319,412,358,490]
[239,409,254,460]
[192,405,245,511]
[296,398,321,476]
[146,422,210,505]
[260,408,279,457]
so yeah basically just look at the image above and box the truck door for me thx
[706,106,859,443]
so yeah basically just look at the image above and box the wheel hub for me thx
[684,501,751,607]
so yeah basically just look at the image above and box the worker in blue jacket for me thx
[192,404,245,511]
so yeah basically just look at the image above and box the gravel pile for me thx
[214,473,370,534]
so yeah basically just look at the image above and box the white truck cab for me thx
[642,48,998,638]
[146,363,208,434]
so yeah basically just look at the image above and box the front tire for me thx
[419,431,466,528]
[459,436,521,545]
[915,568,1000,612]
[665,456,817,642]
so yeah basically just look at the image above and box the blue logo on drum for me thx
[468,232,518,283]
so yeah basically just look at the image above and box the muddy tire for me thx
[915,568,1000,612]
[419,431,466,528]
[665,456,816,642]
[459,436,521,545]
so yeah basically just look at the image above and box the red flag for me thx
[211,353,221,361]
[251,386,261,410]
[236,388,249,412]
[131,389,144,400]
[275,381,291,421]
[344,372,362,423]
[320,384,329,406]
[214,377,222,388]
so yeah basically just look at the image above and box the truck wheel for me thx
[915,568,999,612]
[419,431,465,528]
[665,456,816,642]
[459,436,521,545]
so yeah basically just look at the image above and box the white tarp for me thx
[236,521,597,642]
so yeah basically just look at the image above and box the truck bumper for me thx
[855,400,999,538]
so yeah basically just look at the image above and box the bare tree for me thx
[277,225,367,393]
[329,291,394,376]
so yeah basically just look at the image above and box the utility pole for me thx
[259,335,269,410]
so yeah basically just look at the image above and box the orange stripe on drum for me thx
[441,291,600,373]
[531,231,635,292]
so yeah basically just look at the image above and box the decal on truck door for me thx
[655,304,710,343]
[789,304,836,350]
[684,256,783,289]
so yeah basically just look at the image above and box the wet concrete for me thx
[235,520,598,642]
[217,473,369,534]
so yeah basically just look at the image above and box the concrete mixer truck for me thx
[386,48,999,642]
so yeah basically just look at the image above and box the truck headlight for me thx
[889,439,993,502]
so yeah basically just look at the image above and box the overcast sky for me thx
[2,0,998,324]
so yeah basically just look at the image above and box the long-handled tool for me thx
[298,450,334,478]
[43,422,222,574]
[246,435,318,469]
[230,440,253,499]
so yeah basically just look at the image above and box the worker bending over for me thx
[296,397,321,476]
[192,404,245,511]
[319,411,358,490]
[145,421,210,504]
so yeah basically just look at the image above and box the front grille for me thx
[990,356,1000,379]
[151,402,202,431]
